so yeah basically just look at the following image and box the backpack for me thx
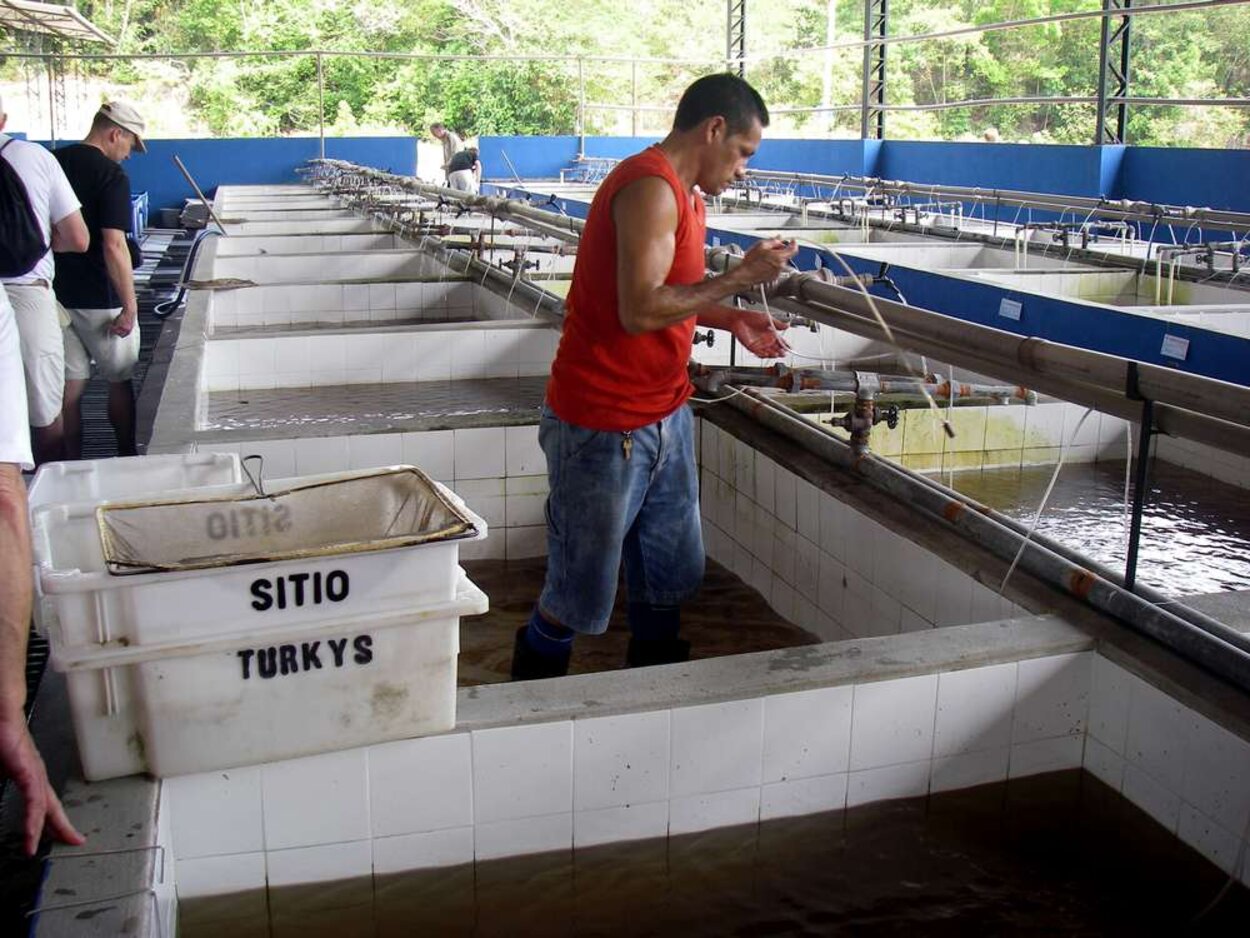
[0,138,49,278]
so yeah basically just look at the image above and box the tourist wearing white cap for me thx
[0,93,90,465]
[53,100,146,459]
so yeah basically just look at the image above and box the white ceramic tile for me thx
[774,469,797,531]
[472,721,573,824]
[933,663,1018,758]
[847,760,931,808]
[372,827,474,875]
[818,494,843,560]
[1082,736,1125,792]
[669,787,761,835]
[237,338,275,377]
[348,433,403,470]
[402,430,454,480]
[773,527,797,587]
[1088,654,1134,754]
[505,425,545,476]
[505,492,546,527]
[1124,678,1189,793]
[573,802,670,848]
[1180,713,1250,837]
[930,748,1009,794]
[849,674,939,771]
[454,427,507,480]
[175,852,266,899]
[474,813,572,862]
[1009,735,1083,778]
[932,563,974,627]
[762,686,853,784]
[842,510,875,581]
[760,774,849,821]
[506,524,548,558]
[732,439,755,496]
[294,436,350,475]
[795,479,820,545]
[1121,762,1181,834]
[1177,806,1241,875]
[868,586,902,637]
[754,455,776,514]
[795,543,820,603]
[166,765,264,859]
[379,333,417,383]
[968,581,1003,623]
[266,840,372,888]
[817,552,845,621]
[670,698,764,798]
[368,734,473,838]
[573,711,670,812]
[1011,652,1091,744]
[262,748,370,851]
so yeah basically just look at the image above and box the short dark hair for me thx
[673,73,769,135]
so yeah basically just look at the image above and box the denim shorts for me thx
[537,404,705,635]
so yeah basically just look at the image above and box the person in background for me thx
[447,146,481,194]
[0,94,90,465]
[510,73,797,680]
[429,122,464,184]
[53,101,145,459]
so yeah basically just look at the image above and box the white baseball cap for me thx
[98,101,147,152]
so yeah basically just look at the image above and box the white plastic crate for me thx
[27,453,243,636]
[32,466,487,651]
[27,452,242,511]
[53,573,486,778]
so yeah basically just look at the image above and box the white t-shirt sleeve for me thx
[0,290,34,471]
[43,149,81,225]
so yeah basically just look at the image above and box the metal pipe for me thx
[1123,399,1154,590]
[706,252,1250,433]
[722,388,1250,691]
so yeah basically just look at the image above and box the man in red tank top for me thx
[512,74,798,680]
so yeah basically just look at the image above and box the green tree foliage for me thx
[6,0,1247,147]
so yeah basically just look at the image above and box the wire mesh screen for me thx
[97,467,478,575]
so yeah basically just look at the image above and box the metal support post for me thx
[860,0,888,140]
[316,52,326,160]
[45,56,56,147]
[726,0,747,77]
[577,57,585,159]
[1124,397,1153,591]
[631,59,638,137]
[1095,0,1133,145]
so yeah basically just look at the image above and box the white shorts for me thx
[0,290,34,469]
[448,169,478,193]
[62,305,140,382]
[5,281,64,427]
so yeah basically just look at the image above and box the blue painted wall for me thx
[1118,147,1250,215]
[479,135,579,181]
[877,141,1110,197]
[34,136,415,213]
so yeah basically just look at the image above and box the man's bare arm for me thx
[100,228,137,337]
[0,465,84,856]
[50,210,89,254]
[614,177,797,335]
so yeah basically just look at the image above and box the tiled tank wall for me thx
[202,324,558,391]
[205,279,530,330]
[699,420,1032,642]
[202,424,548,562]
[162,651,1250,914]
[1155,434,1250,490]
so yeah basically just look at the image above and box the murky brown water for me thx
[944,460,1250,597]
[179,771,1249,937]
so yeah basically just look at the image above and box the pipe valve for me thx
[692,329,716,348]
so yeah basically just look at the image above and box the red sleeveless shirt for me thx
[546,145,706,431]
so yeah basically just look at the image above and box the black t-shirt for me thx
[448,150,477,174]
[53,143,132,309]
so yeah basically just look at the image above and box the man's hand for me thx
[731,238,799,292]
[731,309,790,359]
[109,307,137,338]
[0,718,84,856]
